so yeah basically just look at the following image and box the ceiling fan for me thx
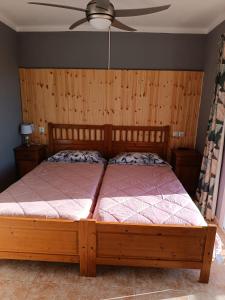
[28,0,171,32]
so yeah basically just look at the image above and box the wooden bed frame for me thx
[0,123,216,283]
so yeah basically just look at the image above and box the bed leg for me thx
[199,225,217,284]
[79,219,96,277]
[199,266,210,283]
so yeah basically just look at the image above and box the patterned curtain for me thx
[196,34,225,221]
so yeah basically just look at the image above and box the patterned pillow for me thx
[108,152,168,166]
[48,150,106,164]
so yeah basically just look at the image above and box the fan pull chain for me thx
[108,26,111,70]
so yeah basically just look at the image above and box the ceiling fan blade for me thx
[96,0,110,10]
[115,5,171,17]
[69,18,87,30]
[112,19,136,32]
[28,2,86,13]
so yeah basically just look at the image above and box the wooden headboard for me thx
[48,123,107,156]
[48,123,170,160]
[109,125,169,160]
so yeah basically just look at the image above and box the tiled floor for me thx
[0,228,224,300]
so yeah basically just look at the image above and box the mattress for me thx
[93,164,207,226]
[0,162,104,220]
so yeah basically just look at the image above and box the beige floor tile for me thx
[133,268,200,294]
[33,262,80,285]
[188,290,225,300]
[94,266,136,288]
[0,280,30,300]
[0,260,41,282]
[115,290,190,300]
[27,282,134,300]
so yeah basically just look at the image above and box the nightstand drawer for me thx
[171,149,202,197]
[15,151,37,161]
[16,161,38,177]
[174,155,202,167]
[14,144,47,178]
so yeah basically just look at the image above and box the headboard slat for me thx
[110,125,169,159]
[48,123,106,156]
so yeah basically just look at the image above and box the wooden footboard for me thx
[0,217,80,263]
[80,220,217,283]
[0,217,217,283]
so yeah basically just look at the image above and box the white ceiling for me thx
[0,0,225,33]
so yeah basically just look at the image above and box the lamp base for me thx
[23,135,31,147]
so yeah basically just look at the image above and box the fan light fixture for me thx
[89,18,111,30]
[28,1,171,32]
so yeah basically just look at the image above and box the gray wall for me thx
[196,20,225,153]
[0,22,21,191]
[1,28,207,191]
[18,32,206,70]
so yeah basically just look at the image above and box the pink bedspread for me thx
[93,164,207,226]
[0,162,104,220]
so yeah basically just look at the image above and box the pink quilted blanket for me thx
[93,164,207,226]
[0,162,104,220]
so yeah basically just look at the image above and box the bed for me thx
[0,123,106,265]
[0,162,104,220]
[93,164,207,226]
[80,125,217,283]
[0,123,217,283]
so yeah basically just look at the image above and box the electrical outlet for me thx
[173,131,185,138]
[179,131,185,137]
[39,127,45,134]
[173,131,180,137]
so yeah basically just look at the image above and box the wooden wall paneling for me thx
[74,69,85,124]
[111,70,122,125]
[19,69,203,153]
[37,70,49,144]
[157,71,171,127]
[135,71,147,126]
[171,71,181,149]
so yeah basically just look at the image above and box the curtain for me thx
[196,34,225,221]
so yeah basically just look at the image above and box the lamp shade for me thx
[89,18,111,30]
[20,123,33,135]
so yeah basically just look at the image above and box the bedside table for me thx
[171,149,202,197]
[14,144,47,178]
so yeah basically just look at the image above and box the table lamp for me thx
[20,123,33,147]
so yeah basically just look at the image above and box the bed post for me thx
[199,224,217,283]
[79,219,96,277]
[104,124,112,158]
